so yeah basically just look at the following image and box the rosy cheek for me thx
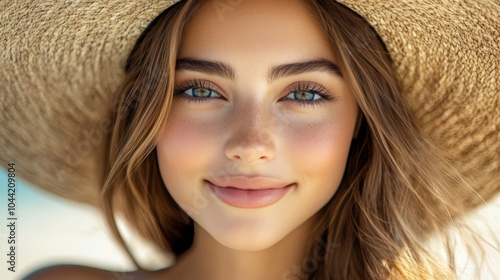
[283,119,353,187]
[157,118,206,205]
[157,116,195,182]
[160,120,193,165]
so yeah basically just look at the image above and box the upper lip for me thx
[206,176,292,190]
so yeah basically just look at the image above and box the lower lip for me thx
[206,181,293,208]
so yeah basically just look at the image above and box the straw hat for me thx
[1,0,498,210]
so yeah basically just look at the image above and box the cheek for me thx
[156,115,219,204]
[157,102,228,166]
[158,118,205,171]
[283,117,355,196]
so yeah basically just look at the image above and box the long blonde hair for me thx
[101,0,482,279]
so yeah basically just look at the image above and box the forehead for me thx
[178,0,336,62]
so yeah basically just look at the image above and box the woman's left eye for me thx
[286,90,322,101]
[282,82,335,107]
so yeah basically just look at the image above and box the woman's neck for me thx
[164,216,318,280]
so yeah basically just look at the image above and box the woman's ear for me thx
[353,113,363,139]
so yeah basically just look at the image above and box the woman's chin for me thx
[212,231,284,252]
[198,219,291,252]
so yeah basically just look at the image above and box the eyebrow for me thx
[268,59,343,81]
[176,58,236,79]
[176,58,343,82]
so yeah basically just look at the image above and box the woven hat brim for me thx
[0,0,176,204]
[338,0,500,207]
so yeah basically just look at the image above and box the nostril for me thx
[225,143,275,164]
[234,145,271,164]
[223,126,276,164]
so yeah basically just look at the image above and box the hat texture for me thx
[1,0,498,208]
[338,0,499,207]
[0,0,176,204]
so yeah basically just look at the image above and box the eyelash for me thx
[285,82,335,108]
[174,79,222,104]
[173,80,336,107]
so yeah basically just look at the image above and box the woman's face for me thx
[157,0,359,250]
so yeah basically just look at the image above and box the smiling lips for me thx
[206,176,294,208]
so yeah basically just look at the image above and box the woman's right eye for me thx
[174,80,224,104]
[183,87,222,99]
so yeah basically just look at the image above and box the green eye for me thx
[287,90,321,101]
[185,87,221,98]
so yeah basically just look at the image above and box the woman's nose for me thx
[223,104,277,165]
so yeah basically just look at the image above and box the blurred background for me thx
[0,169,498,280]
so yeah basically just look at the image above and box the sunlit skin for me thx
[155,0,360,279]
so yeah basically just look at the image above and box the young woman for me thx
[11,0,498,279]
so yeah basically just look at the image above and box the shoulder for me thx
[22,264,137,280]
